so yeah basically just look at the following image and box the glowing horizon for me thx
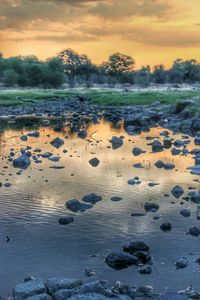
[1,0,200,68]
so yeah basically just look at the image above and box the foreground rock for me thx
[13,154,31,169]
[111,136,123,150]
[105,251,138,269]
[13,275,168,300]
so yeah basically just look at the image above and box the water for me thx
[0,119,200,297]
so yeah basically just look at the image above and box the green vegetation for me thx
[0,88,200,107]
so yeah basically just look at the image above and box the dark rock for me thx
[171,186,184,199]
[50,137,64,149]
[78,130,87,139]
[160,222,172,232]
[152,140,163,153]
[180,209,191,218]
[13,279,47,300]
[144,202,159,212]
[13,154,31,169]
[89,157,100,167]
[155,160,165,169]
[138,265,152,275]
[132,147,146,156]
[82,193,102,204]
[111,136,123,150]
[123,241,150,254]
[45,277,82,294]
[189,226,200,236]
[58,217,74,225]
[111,196,123,202]
[176,257,188,269]
[105,251,138,270]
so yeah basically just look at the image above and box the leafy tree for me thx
[101,53,135,77]
[152,65,167,84]
[135,65,151,87]
[3,69,19,86]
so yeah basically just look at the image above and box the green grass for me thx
[0,88,200,107]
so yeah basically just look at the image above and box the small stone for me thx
[160,222,172,232]
[138,265,152,275]
[176,257,189,269]
[58,217,74,225]
[88,158,100,167]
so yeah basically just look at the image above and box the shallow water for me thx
[0,120,200,297]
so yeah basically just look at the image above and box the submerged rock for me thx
[176,257,189,269]
[180,209,191,218]
[160,222,172,232]
[66,199,92,213]
[132,147,146,156]
[138,265,152,275]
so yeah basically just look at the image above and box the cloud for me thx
[90,0,176,19]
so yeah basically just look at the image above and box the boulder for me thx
[13,279,47,300]
[78,130,87,139]
[88,157,100,167]
[13,154,31,169]
[171,186,184,199]
[175,257,188,269]
[152,140,163,153]
[144,202,159,212]
[105,251,138,270]
[45,277,82,294]
[82,193,102,204]
[50,137,64,149]
[160,222,172,232]
[111,136,123,150]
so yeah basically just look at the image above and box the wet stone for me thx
[88,157,100,167]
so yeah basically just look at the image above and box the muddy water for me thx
[0,120,200,297]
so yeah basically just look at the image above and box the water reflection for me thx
[0,120,200,297]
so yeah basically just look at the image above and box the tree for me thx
[135,65,151,87]
[152,65,167,84]
[58,48,95,87]
[3,69,18,86]
[101,53,135,77]
[44,58,65,88]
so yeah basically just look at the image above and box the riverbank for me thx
[0,88,200,107]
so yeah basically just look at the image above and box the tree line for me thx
[0,49,200,88]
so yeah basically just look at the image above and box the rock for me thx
[148,182,159,187]
[66,199,92,213]
[89,157,100,167]
[152,140,163,153]
[46,277,82,294]
[133,163,144,169]
[13,154,31,169]
[20,135,28,141]
[160,222,172,232]
[158,292,187,300]
[194,132,200,146]
[13,279,47,300]
[155,160,165,169]
[189,191,200,203]
[67,294,110,300]
[138,265,152,275]
[180,209,191,218]
[78,130,87,139]
[42,152,53,158]
[27,131,40,138]
[85,269,96,277]
[179,286,200,299]
[163,139,172,149]
[50,137,64,149]
[105,251,138,270]
[82,193,102,204]
[144,202,159,212]
[58,217,74,225]
[53,289,74,300]
[123,241,150,254]
[131,212,146,217]
[176,257,189,269]
[171,186,184,199]
[164,163,175,170]
[195,157,200,166]
[173,140,184,148]
[49,166,65,169]
[48,156,60,162]
[111,136,123,150]
[78,280,108,295]
[27,295,52,300]
[111,196,123,202]
[171,148,181,156]
[132,147,145,156]
[189,226,200,236]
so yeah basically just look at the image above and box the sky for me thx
[0,0,200,68]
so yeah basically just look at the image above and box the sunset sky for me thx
[1,0,200,68]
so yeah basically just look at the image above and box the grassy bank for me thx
[0,88,200,106]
